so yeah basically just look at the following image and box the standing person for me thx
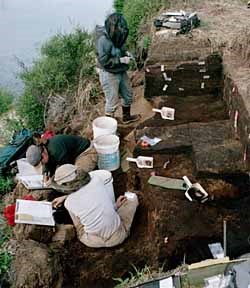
[26,134,97,184]
[96,13,140,124]
[52,164,139,248]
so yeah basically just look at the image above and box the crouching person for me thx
[52,164,138,248]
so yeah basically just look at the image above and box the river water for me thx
[0,0,113,95]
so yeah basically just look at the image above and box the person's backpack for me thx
[0,128,33,176]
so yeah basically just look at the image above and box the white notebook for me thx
[16,158,47,190]
[15,199,55,226]
[17,174,45,190]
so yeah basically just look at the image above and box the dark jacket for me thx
[97,13,129,74]
[43,135,90,177]
[97,35,128,73]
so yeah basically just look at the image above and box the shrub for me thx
[0,177,15,195]
[21,28,95,99]
[114,0,125,13]
[18,28,96,130]
[123,0,167,49]
[0,90,13,116]
[18,92,44,130]
[0,250,11,280]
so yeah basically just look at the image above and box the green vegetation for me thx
[0,198,13,287]
[0,90,13,116]
[114,0,125,13]
[0,177,15,195]
[114,265,165,288]
[122,0,167,49]
[0,250,12,281]
[18,28,96,130]
[17,93,44,130]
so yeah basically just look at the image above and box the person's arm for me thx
[52,196,68,209]
[115,195,127,210]
[97,36,121,69]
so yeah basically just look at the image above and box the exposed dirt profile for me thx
[7,1,250,287]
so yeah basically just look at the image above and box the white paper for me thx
[125,192,136,200]
[140,135,162,146]
[16,158,42,176]
[17,174,45,190]
[208,243,224,259]
[159,277,173,288]
[15,199,55,226]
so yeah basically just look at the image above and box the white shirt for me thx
[64,176,120,240]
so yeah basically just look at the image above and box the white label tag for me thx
[201,82,205,89]
[234,110,239,129]
[146,68,150,73]
[163,73,172,82]
[179,88,184,91]
[199,68,206,73]
[161,65,165,72]
[198,61,205,65]
[203,75,210,79]
[163,84,168,91]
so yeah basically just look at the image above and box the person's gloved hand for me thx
[120,56,131,64]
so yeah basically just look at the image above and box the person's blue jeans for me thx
[99,70,133,114]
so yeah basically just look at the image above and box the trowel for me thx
[183,176,208,203]
[126,156,153,168]
[152,107,175,120]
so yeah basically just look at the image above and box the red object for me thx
[41,130,55,140]
[4,195,35,226]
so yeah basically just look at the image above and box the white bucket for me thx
[93,135,120,171]
[89,170,115,203]
[92,116,117,139]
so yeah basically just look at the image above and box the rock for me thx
[13,224,55,243]
[11,240,62,288]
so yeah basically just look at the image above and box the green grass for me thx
[123,0,168,49]
[113,264,165,288]
[0,90,13,116]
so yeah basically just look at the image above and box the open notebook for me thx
[16,158,47,190]
[15,199,55,226]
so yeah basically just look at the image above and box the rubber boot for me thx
[122,106,140,124]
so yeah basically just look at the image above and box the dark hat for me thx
[26,145,42,166]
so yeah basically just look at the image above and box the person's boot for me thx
[122,106,140,124]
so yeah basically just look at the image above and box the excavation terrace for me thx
[8,1,250,287]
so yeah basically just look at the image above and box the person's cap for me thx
[54,164,77,185]
[26,145,42,166]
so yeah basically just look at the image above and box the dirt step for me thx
[139,93,228,129]
[194,140,246,175]
[134,120,247,175]
[135,120,231,154]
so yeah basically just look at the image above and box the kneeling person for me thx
[52,164,139,248]
[26,134,97,184]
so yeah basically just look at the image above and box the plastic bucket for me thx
[93,135,120,171]
[89,170,115,203]
[92,116,117,139]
